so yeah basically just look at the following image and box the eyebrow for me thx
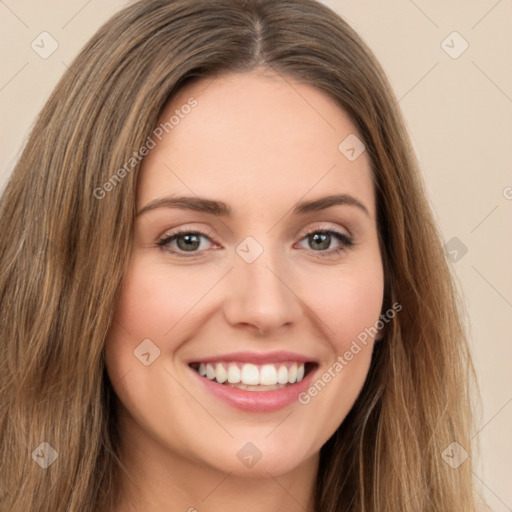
[136,193,370,218]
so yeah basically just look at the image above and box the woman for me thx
[0,0,486,510]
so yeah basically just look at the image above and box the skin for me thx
[105,67,384,512]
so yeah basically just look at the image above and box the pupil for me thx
[311,233,329,250]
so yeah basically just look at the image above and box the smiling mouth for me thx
[189,361,317,391]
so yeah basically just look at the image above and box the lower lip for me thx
[189,365,317,412]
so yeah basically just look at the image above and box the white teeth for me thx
[215,363,227,383]
[206,364,215,380]
[240,363,259,385]
[296,363,305,382]
[288,363,297,383]
[227,364,241,384]
[259,364,278,386]
[277,365,288,384]
[195,361,308,387]
[228,382,287,391]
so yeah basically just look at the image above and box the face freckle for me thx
[105,68,384,485]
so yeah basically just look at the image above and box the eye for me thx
[157,226,355,259]
[296,227,354,258]
[157,229,216,258]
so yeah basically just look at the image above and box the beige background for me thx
[1,1,510,509]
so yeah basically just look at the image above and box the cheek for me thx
[110,261,209,342]
[296,260,384,431]
[104,256,225,393]
[305,259,384,352]
[104,261,182,380]
[107,247,384,368]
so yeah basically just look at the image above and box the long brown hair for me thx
[0,0,485,510]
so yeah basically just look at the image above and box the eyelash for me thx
[157,226,355,259]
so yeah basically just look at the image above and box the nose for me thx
[222,245,303,336]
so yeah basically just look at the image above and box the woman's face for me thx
[105,69,384,478]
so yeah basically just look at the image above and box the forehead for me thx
[138,69,375,219]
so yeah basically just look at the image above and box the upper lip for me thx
[187,350,317,365]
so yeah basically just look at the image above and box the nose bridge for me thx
[223,235,302,333]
